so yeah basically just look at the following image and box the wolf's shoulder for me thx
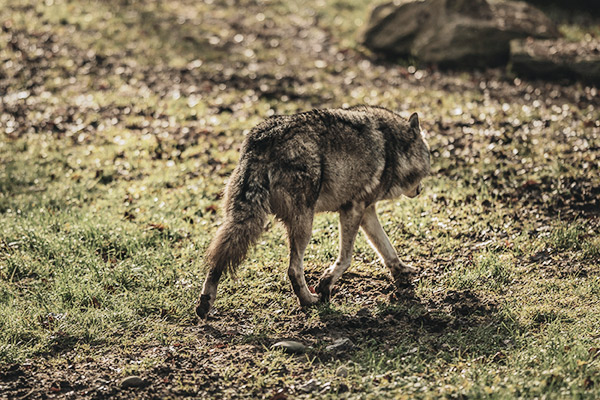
[246,108,338,141]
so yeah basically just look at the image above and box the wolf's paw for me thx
[391,264,418,289]
[316,276,333,303]
[396,261,418,275]
[195,294,212,320]
[299,293,320,307]
[392,273,415,289]
[404,265,418,275]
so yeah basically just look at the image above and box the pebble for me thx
[338,382,349,393]
[336,366,349,377]
[271,340,306,354]
[326,337,353,352]
[120,375,144,388]
[298,378,319,393]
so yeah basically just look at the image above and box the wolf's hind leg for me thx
[196,268,222,320]
[316,202,366,302]
[285,211,319,307]
[360,205,416,287]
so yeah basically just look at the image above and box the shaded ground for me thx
[2,283,504,399]
[1,0,599,399]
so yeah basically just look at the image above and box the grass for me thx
[443,251,513,291]
[1,0,600,398]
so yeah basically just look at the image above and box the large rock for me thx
[511,38,600,83]
[361,0,559,67]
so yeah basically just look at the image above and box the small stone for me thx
[271,340,306,354]
[336,366,349,377]
[326,338,353,352]
[120,375,144,388]
[298,378,319,393]
[338,382,349,393]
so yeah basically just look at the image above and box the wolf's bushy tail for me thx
[204,162,269,277]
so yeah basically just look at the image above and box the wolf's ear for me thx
[409,113,420,131]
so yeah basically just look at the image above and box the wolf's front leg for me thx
[285,212,319,307]
[316,202,366,302]
[360,205,417,287]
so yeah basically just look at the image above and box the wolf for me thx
[196,105,430,319]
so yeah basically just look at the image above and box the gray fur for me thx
[196,105,430,319]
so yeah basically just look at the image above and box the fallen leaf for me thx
[205,204,218,214]
[148,223,167,231]
[270,388,287,400]
[91,297,101,308]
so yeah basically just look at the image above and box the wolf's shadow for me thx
[303,272,516,361]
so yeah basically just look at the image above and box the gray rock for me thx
[271,340,306,354]
[298,378,319,393]
[336,366,349,377]
[326,338,354,352]
[361,0,559,68]
[120,375,144,388]
[511,38,600,84]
